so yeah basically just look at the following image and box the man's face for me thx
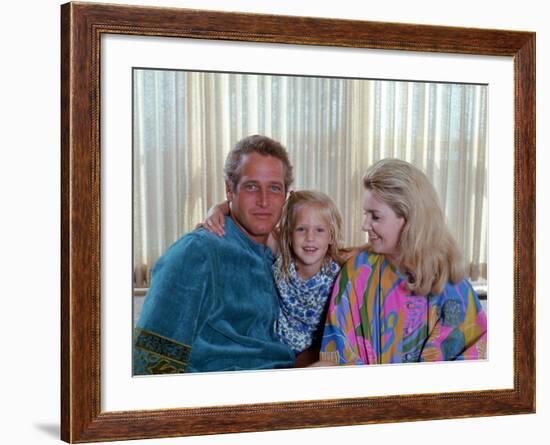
[226,152,286,245]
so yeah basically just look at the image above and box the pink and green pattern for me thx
[320,252,487,365]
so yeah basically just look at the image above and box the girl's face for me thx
[362,189,405,265]
[291,205,332,280]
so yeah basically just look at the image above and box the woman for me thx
[319,159,487,365]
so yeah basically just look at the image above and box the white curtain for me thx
[133,69,487,288]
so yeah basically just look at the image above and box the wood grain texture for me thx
[513,34,536,410]
[60,1,536,442]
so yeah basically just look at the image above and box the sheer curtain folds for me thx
[133,69,487,288]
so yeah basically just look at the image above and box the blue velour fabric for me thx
[133,216,295,374]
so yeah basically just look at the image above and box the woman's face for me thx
[361,189,405,264]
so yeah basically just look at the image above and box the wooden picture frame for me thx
[61,1,535,442]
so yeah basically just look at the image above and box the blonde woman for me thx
[320,159,487,365]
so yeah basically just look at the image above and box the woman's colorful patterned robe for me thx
[320,252,487,365]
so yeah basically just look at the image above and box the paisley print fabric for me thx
[274,257,340,353]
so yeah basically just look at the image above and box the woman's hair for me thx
[362,158,465,295]
[278,190,345,281]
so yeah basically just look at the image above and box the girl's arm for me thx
[267,227,280,256]
[198,201,280,255]
[196,200,229,236]
[338,244,367,262]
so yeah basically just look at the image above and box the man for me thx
[134,135,295,374]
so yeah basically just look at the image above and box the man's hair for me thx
[277,190,345,282]
[224,135,294,191]
[362,158,465,295]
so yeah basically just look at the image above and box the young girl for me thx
[275,190,348,354]
[320,159,487,365]
[201,190,351,355]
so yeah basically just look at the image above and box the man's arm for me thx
[133,235,211,375]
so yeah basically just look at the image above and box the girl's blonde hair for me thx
[362,158,465,295]
[278,190,345,281]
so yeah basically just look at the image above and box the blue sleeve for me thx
[133,234,211,375]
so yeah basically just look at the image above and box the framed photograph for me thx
[61,1,535,442]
